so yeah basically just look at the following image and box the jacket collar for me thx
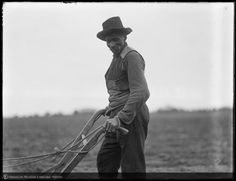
[112,43,134,59]
[120,44,134,59]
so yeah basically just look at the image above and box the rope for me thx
[48,113,102,163]
[2,126,102,162]
[70,114,100,146]
[58,132,105,174]
[71,132,105,156]
[42,126,105,173]
[2,148,94,169]
[49,137,77,162]
[47,122,102,162]
[2,139,76,162]
[65,125,104,151]
[3,155,53,168]
[3,125,105,169]
[3,152,64,162]
[50,144,83,163]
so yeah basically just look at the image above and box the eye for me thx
[108,38,120,43]
[112,38,120,42]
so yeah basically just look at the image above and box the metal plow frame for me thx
[43,108,128,177]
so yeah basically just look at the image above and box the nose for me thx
[108,41,116,48]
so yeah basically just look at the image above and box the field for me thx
[2,109,233,173]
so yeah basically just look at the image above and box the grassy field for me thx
[2,108,233,173]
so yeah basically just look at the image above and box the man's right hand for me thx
[104,116,120,133]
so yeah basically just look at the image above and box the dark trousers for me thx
[97,105,149,177]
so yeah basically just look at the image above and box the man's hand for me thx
[104,116,120,133]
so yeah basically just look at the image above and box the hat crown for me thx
[97,16,132,41]
[102,16,124,31]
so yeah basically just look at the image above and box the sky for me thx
[3,2,234,117]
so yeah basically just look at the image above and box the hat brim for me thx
[97,27,132,41]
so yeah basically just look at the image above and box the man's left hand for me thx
[105,116,120,133]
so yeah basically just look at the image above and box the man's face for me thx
[105,34,126,56]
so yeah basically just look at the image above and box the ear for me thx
[119,35,126,42]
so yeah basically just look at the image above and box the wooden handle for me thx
[118,127,129,135]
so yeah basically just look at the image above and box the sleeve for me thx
[116,51,150,125]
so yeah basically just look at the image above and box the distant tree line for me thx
[7,107,232,119]
[156,106,232,113]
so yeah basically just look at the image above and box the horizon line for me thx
[2,106,233,119]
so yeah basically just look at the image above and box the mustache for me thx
[109,45,122,52]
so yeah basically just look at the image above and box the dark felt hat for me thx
[97,16,132,41]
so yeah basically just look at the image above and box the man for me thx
[96,16,150,176]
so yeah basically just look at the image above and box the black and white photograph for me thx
[2,2,234,179]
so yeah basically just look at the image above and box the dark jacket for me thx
[105,45,150,125]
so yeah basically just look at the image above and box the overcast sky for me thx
[3,2,234,117]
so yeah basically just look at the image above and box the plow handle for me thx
[118,127,129,135]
